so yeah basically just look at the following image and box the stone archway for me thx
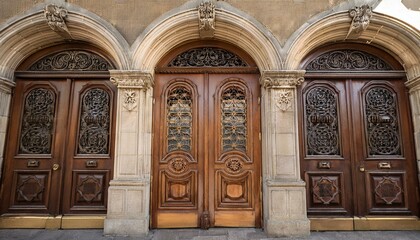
[105,2,310,237]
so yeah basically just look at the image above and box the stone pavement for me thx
[1,228,420,240]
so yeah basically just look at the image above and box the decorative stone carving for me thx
[305,50,391,71]
[168,158,189,174]
[225,158,243,173]
[198,1,216,38]
[44,4,72,39]
[261,71,305,88]
[29,50,112,71]
[274,89,293,112]
[122,89,138,111]
[110,70,154,89]
[168,47,248,67]
[346,5,372,40]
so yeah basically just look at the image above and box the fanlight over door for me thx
[152,44,261,228]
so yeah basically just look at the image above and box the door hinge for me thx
[152,98,155,104]
[258,97,261,105]
[259,132,261,141]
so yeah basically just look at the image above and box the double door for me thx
[300,78,418,217]
[0,78,115,215]
[152,73,261,228]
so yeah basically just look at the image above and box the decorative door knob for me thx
[52,163,60,171]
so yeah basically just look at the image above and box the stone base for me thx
[264,218,310,237]
[104,218,148,236]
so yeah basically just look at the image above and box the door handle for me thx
[359,165,365,172]
[52,163,60,171]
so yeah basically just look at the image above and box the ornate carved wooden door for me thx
[299,47,419,218]
[0,79,115,215]
[152,73,261,228]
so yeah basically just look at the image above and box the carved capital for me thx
[44,4,72,39]
[260,71,305,88]
[0,77,15,94]
[110,70,154,89]
[198,1,216,39]
[346,5,372,40]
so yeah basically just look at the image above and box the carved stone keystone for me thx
[44,4,72,39]
[346,5,372,40]
[198,1,216,39]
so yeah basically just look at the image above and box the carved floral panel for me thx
[19,88,56,154]
[364,87,401,156]
[305,86,340,155]
[78,88,111,154]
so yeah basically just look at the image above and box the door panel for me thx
[300,80,353,215]
[152,73,261,228]
[1,80,71,214]
[300,79,418,217]
[153,75,204,228]
[208,74,261,227]
[1,79,115,215]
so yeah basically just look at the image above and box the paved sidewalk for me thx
[1,228,420,240]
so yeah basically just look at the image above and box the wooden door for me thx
[152,73,261,228]
[300,78,418,217]
[0,79,115,215]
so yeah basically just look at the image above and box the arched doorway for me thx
[0,44,116,216]
[298,44,419,228]
[151,42,262,228]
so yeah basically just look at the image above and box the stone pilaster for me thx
[104,70,153,236]
[260,70,310,237]
[406,76,420,184]
[0,77,14,181]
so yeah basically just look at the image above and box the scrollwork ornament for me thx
[275,89,293,112]
[346,5,372,39]
[44,4,72,39]
[168,158,189,174]
[261,71,305,88]
[225,158,243,173]
[109,71,154,90]
[123,89,138,111]
[198,1,216,38]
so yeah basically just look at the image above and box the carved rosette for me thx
[110,71,154,90]
[123,89,137,111]
[198,1,216,38]
[225,158,243,173]
[275,89,293,112]
[261,71,305,88]
[346,5,372,39]
[44,4,72,39]
[168,158,189,174]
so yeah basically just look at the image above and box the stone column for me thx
[406,76,420,185]
[104,70,153,236]
[260,71,310,237]
[0,77,14,181]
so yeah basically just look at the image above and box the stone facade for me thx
[0,0,419,238]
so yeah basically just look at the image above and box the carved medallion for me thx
[306,50,392,71]
[168,47,248,67]
[168,158,189,174]
[275,89,293,112]
[225,158,243,173]
[374,176,402,205]
[17,175,45,202]
[312,176,339,205]
[29,51,112,71]
[77,175,103,203]
[123,89,137,111]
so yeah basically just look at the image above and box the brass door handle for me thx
[359,166,365,172]
[52,163,60,171]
